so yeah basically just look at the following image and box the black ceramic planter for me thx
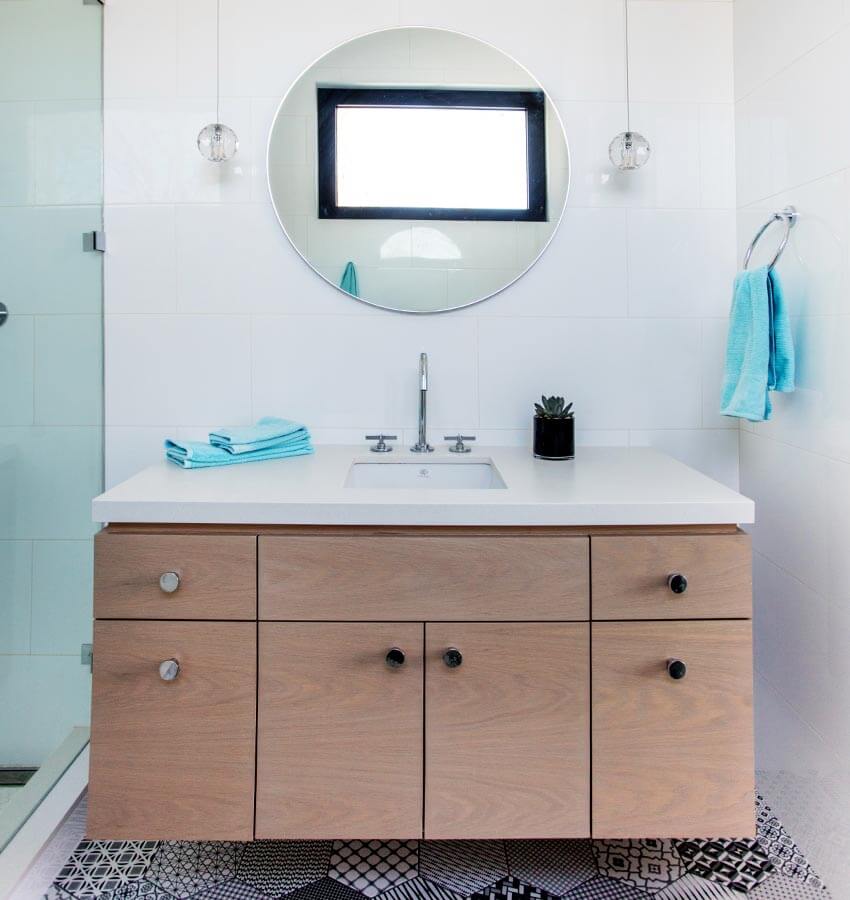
[533,416,575,460]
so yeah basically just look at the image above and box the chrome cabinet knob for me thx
[159,658,180,681]
[385,647,406,668]
[667,658,687,680]
[442,647,463,668]
[667,572,688,595]
[159,571,180,594]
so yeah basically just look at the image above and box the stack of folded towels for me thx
[165,417,313,469]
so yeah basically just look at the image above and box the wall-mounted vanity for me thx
[87,447,755,842]
[87,28,755,844]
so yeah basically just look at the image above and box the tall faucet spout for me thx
[411,352,434,452]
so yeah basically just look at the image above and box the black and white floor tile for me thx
[43,794,830,900]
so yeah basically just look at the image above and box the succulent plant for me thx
[534,395,574,419]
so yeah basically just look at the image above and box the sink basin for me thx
[345,459,506,490]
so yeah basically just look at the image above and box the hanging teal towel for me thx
[720,265,795,422]
[340,261,359,297]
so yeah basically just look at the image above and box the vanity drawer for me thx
[591,533,751,620]
[94,532,256,619]
[260,535,589,620]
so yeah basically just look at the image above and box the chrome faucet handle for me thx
[365,434,397,453]
[444,434,476,454]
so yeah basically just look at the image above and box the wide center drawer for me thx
[259,535,589,620]
[591,533,751,620]
[94,532,257,620]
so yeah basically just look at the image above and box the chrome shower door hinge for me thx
[81,643,93,672]
[82,230,106,252]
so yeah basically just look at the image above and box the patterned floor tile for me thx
[756,795,826,890]
[469,875,559,900]
[748,873,831,899]
[286,876,372,900]
[53,840,160,898]
[419,841,508,896]
[562,876,651,899]
[190,880,274,899]
[112,880,176,898]
[146,842,245,899]
[506,840,596,896]
[675,839,774,893]
[593,840,684,893]
[380,876,464,900]
[237,841,332,896]
[655,874,741,899]
[328,841,418,897]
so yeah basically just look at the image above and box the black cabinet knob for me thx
[385,647,406,668]
[442,647,463,668]
[667,658,687,680]
[667,572,688,594]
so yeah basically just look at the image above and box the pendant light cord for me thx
[216,0,221,124]
[624,0,631,132]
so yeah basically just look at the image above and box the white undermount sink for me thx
[345,458,506,490]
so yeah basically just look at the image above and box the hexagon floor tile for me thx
[237,841,332,897]
[328,840,418,897]
[562,876,652,899]
[380,875,465,900]
[419,841,508,896]
[593,840,684,894]
[53,840,160,898]
[145,841,245,898]
[506,840,596,896]
[655,875,741,899]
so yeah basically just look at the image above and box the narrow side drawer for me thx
[591,533,751,620]
[94,532,256,620]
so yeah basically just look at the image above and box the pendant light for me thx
[608,0,650,171]
[197,0,238,162]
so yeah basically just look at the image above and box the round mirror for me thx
[268,27,570,313]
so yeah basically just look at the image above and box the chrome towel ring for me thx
[743,205,798,271]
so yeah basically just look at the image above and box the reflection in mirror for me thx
[268,27,570,313]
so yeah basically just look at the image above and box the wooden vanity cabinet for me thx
[89,524,754,841]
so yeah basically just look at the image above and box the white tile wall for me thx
[735,3,850,893]
[103,0,738,493]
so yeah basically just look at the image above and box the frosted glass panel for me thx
[0,0,101,850]
[336,107,529,210]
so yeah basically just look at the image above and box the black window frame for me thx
[317,87,548,222]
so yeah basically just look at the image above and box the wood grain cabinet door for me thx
[88,621,256,840]
[592,621,755,838]
[256,622,424,839]
[425,622,590,839]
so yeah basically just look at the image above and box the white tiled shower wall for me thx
[103,0,739,489]
[734,0,850,893]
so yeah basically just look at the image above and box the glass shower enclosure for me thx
[0,0,103,851]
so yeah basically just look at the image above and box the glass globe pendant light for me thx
[609,0,650,171]
[197,0,238,162]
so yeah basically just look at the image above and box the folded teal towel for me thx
[340,261,359,297]
[210,417,309,455]
[720,265,795,422]
[165,437,313,469]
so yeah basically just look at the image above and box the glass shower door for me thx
[0,0,103,846]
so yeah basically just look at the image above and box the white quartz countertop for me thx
[92,446,754,527]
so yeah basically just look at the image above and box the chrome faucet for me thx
[410,352,433,453]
